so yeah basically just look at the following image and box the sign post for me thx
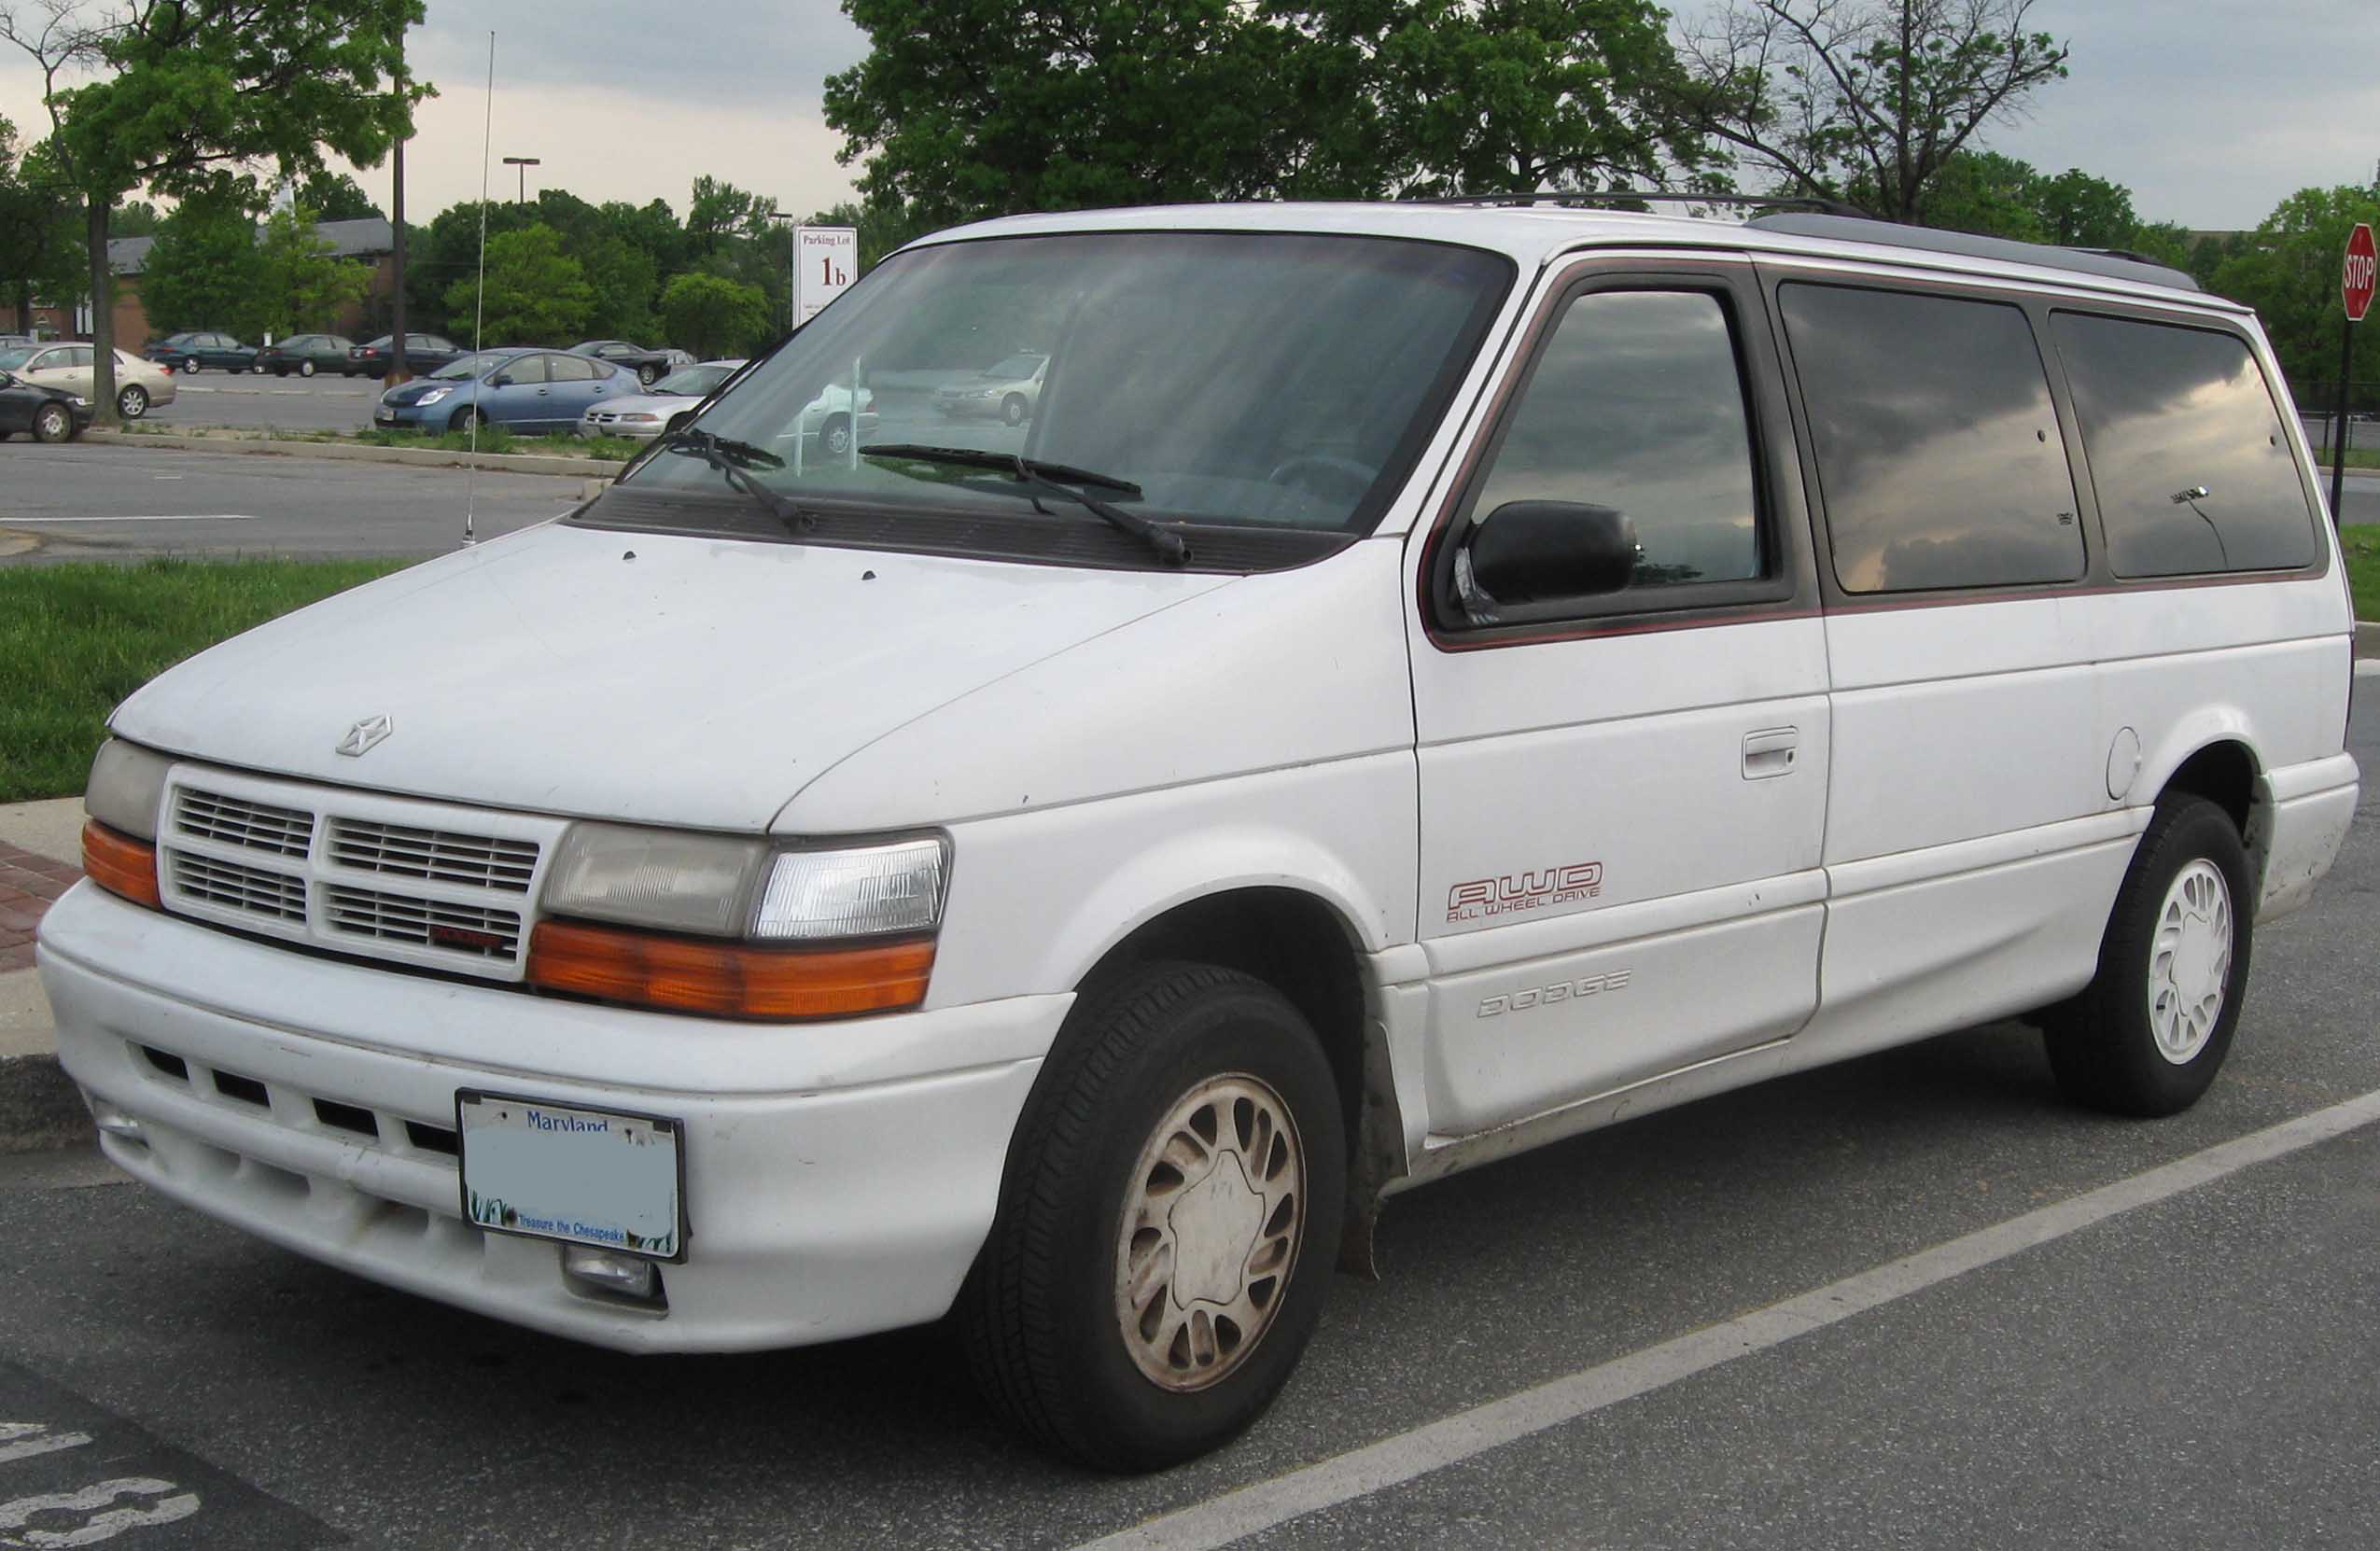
[2332,221,2374,524]
[794,226,860,327]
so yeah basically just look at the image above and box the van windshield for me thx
[595,231,1511,551]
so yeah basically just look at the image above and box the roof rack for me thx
[1409,190,1874,219]
[1745,211,2201,292]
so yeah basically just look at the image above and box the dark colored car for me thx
[568,340,675,386]
[0,369,94,442]
[143,330,259,374]
[257,333,357,377]
[347,333,465,378]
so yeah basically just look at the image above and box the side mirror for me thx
[487,373,512,388]
[1461,500,1638,607]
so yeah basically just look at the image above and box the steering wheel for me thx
[1265,454,1375,495]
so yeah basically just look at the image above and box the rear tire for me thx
[637,363,659,386]
[300,359,316,378]
[178,359,198,375]
[820,413,851,456]
[117,384,148,419]
[2043,796,2252,1117]
[961,962,1345,1472]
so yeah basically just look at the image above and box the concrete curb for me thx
[0,1052,88,1156]
[89,428,627,480]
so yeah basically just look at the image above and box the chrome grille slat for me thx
[174,789,315,857]
[169,853,307,920]
[323,885,523,961]
[327,819,539,893]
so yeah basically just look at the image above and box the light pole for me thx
[501,155,539,205]
[762,208,797,332]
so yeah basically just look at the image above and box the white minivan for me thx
[40,201,2360,1471]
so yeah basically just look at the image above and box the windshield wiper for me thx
[654,428,811,534]
[861,444,1188,566]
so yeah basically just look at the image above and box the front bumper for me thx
[39,884,1063,1353]
[373,399,451,427]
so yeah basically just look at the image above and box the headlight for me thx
[66,395,90,407]
[542,824,947,942]
[415,386,451,406]
[86,739,171,839]
[754,839,946,941]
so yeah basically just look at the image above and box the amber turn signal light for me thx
[525,919,935,1019]
[81,819,161,910]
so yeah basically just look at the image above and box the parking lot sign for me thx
[796,227,861,325]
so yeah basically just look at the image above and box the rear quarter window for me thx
[1780,283,2083,594]
[2050,312,2316,577]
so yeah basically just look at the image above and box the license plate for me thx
[374,408,396,422]
[455,1092,685,1260]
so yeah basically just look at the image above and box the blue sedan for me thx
[374,347,638,435]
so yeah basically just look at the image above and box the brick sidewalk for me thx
[0,844,83,972]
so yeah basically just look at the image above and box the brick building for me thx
[26,217,397,349]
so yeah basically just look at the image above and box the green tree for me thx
[0,119,80,331]
[138,196,263,334]
[444,222,591,343]
[1,0,424,423]
[2206,184,2380,389]
[1674,0,2069,222]
[249,203,371,337]
[581,235,659,341]
[658,271,770,358]
[297,169,381,222]
[112,197,162,236]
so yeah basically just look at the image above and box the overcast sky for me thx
[1,0,2371,233]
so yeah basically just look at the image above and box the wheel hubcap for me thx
[2148,859,2232,1065]
[1114,1073,1304,1392]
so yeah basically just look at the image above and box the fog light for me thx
[560,1244,663,1303]
[90,1097,146,1143]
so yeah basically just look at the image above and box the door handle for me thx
[1742,727,1799,780]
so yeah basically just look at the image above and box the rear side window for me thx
[548,354,596,382]
[1467,289,1763,594]
[1782,284,2082,594]
[2050,313,2315,577]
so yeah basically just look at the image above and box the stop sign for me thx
[2345,222,2376,322]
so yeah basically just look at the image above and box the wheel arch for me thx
[2144,729,2269,914]
[1054,881,1412,1275]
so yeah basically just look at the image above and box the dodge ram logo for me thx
[335,714,394,758]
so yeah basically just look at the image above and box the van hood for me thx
[112,522,1235,831]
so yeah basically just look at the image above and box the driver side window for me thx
[1469,289,1763,594]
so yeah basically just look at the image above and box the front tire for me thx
[962,962,1345,1472]
[1001,394,1029,427]
[116,384,148,419]
[32,403,72,443]
[2044,796,2253,1117]
[449,407,490,434]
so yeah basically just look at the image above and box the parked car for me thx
[43,204,2361,1474]
[931,351,1047,426]
[575,358,748,441]
[375,346,637,434]
[257,334,357,378]
[0,343,176,419]
[347,333,465,378]
[142,330,259,374]
[569,340,677,386]
[0,366,92,441]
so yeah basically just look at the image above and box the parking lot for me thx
[2,678,2374,1550]
[138,370,385,435]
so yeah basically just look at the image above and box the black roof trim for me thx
[1746,212,2201,292]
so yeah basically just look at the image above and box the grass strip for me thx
[2344,524,2380,622]
[0,558,412,804]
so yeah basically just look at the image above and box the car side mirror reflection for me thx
[1461,500,1638,608]
[487,374,512,388]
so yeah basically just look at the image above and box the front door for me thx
[1407,258,1831,1139]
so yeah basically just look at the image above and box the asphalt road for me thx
[1,682,2374,1549]
[143,371,385,434]
[0,441,579,561]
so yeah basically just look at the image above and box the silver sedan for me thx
[575,359,747,441]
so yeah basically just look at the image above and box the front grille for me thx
[169,852,307,921]
[175,789,314,857]
[323,886,523,962]
[328,819,538,893]
[157,774,561,983]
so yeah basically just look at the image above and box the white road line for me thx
[1077,1088,2380,1551]
[4,514,259,523]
